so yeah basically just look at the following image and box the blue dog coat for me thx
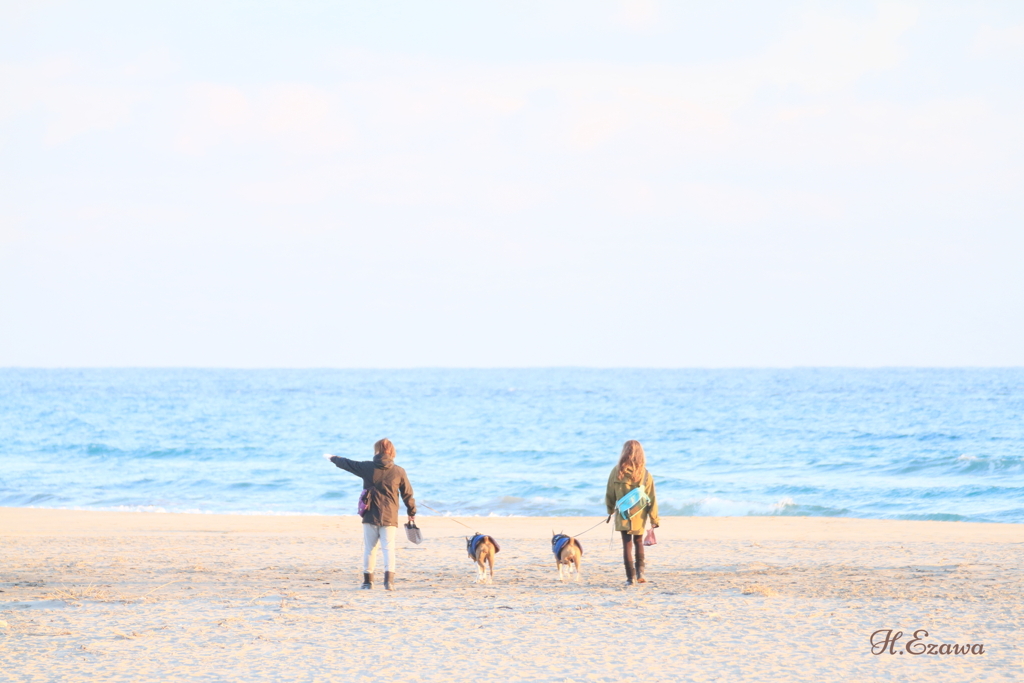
[469,534,500,557]
[552,534,582,558]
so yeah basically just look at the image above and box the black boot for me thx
[635,560,646,584]
[361,572,373,589]
[384,571,395,591]
[623,560,636,586]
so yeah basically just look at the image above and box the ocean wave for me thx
[661,496,797,517]
[891,512,970,522]
[882,453,1024,476]
[4,368,1024,523]
[0,492,69,506]
[17,504,335,516]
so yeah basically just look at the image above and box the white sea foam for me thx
[686,496,797,517]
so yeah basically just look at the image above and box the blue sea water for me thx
[1,369,1022,523]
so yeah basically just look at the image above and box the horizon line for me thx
[2,365,1022,371]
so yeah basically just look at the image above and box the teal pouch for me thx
[615,485,651,520]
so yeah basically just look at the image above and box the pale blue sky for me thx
[1,1,1022,367]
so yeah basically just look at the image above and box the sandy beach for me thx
[2,508,1022,682]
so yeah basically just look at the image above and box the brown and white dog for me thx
[551,532,583,582]
[466,533,500,583]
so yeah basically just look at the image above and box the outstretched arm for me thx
[323,454,367,478]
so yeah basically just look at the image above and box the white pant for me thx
[362,524,397,573]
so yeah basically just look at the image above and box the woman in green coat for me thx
[605,440,659,585]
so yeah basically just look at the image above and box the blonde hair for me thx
[374,438,395,458]
[616,440,645,484]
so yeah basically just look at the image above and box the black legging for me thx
[621,531,645,565]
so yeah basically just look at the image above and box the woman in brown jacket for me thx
[324,438,416,591]
[605,440,660,585]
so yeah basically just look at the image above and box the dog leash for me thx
[572,515,611,538]
[416,502,478,532]
[420,502,609,539]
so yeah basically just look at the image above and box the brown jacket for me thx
[605,466,659,534]
[330,452,416,527]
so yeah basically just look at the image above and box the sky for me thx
[1,0,1022,368]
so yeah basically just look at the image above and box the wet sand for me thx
[2,508,1022,682]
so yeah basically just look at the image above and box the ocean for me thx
[1,368,1022,523]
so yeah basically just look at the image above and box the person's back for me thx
[604,439,659,585]
[324,438,416,590]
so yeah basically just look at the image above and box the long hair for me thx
[616,440,645,484]
[374,438,395,459]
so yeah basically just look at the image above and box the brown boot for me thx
[384,571,395,591]
[635,561,647,584]
[361,572,373,589]
[623,560,636,586]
